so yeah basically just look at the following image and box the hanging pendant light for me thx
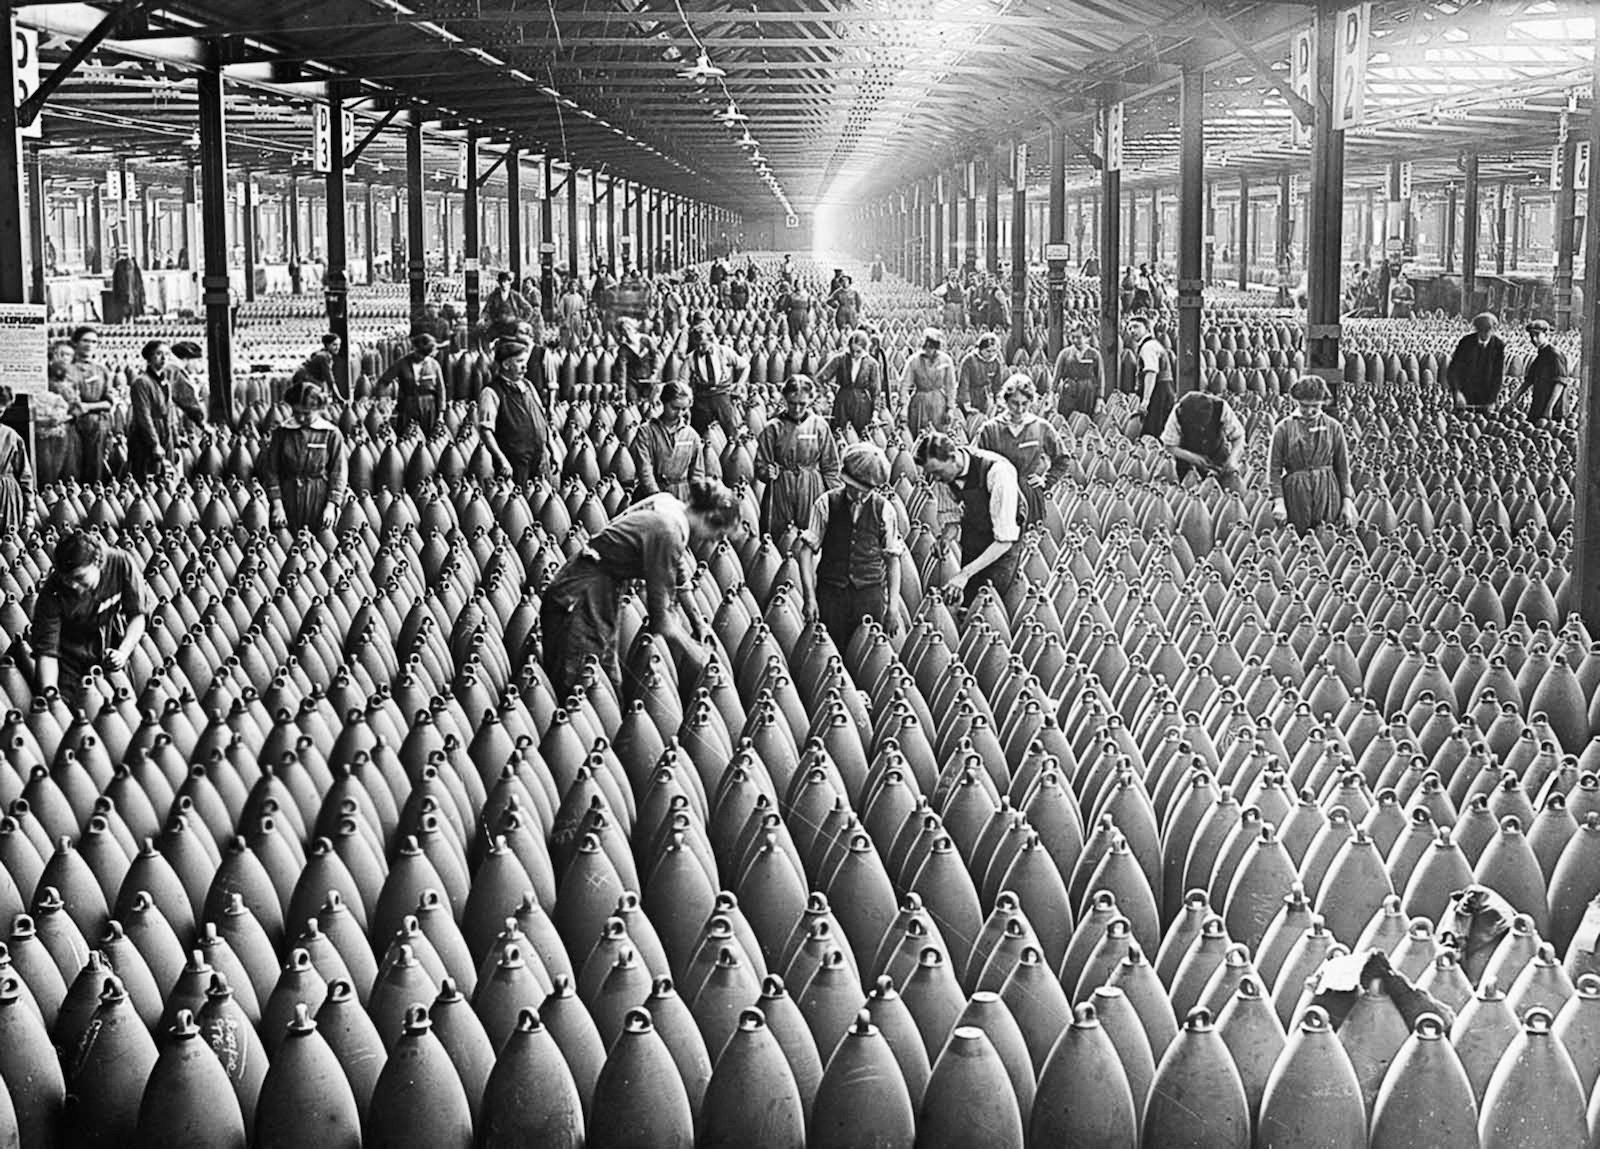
[679,50,726,83]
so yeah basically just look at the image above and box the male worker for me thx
[798,442,903,646]
[1162,389,1247,492]
[913,430,1025,606]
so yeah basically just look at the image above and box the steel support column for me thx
[1177,65,1205,396]
[986,153,1000,275]
[1444,181,1457,273]
[964,166,977,272]
[26,147,44,306]
[1148,188,1160,263]
[1576,30,1600,633]
[1305,1,1345,394]
[1099,103,1121,401]
[464,133,480,331]
[406,115,425,320]
[507,151,521,283]
[1464,151,1482,318]
[288,174,302,295]
[1046,126,1066,359]
[1009,142,1027,353]
[932,180,945,283]
[1510,186,1521,270]
[324,92,350,398]
[947,171,959,274]
[1555,138,1577,330]
[541,157,556,316]
[1494,181,1507,275]
[567,164,580,277]
[364,182,376,287]
[1278,169,1292,269]
[0,6,28,307]
[242,173,256,303]
[1237,172,1250,291]
[197,64,234,424]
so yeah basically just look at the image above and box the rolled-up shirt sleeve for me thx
[881,505,905,556]
[1221,404,1247,468]
[798,493,831,553]
[478,385,501,431]
[30,594,62,658]
[987,457,1022,544]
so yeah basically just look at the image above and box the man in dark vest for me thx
[798,442,903,646]
[913,431,1024,606]
[477,338,551,484]
[1161,389,1247,492]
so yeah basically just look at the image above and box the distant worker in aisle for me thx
[816,329,885,440]
[900,328,957,435]
[478,338,552,484]
[1052,327,1102,419]
[828,274,863,332]
[376,331,448,436]
[798,442,903,646]
[66,325,119,485]
[540,480,741,700]
[755,375,840,549]
[1269,376,1359,533]
[293,333,343,398]
[728,269,751,312]
[936,271,966,331]
[1446,313,1506,412]
[777,279,814,342]
[633,381,709,501]
[37,340,81,486]
[1513,319,1566,424]
[483,271,536,342]
[260,379,349,534]
[977,375,1069,524]
[612,316,662,407]
[1128,314,1176,439]
[1161,389,1247,492]
[914,431,1025,606]
[684,321,750,440]
[1388,270,1416,319]
[30,528,153,705]
[957,332,1005,420]
[0,387,34,535]
[128,340,202,480]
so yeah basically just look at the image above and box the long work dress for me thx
[540,494,697,699]
[632,419,708,501]
[259,416,350,532]
[0,424,33,534]
[128,367,178,479]
[755,411,840,545]
[70,361,116,483]
[901,352,957,436]
[1268,412,1354,532]
[977,414,1068,525]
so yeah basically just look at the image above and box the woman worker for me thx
[375,330,448,436]
[1269,375,1359,533]
[632,381,709,501]
[30,528,154,705]
[976,375,1069,524]
[259,379,349,534]
[815,329,884,440]
[0,387,33,534]
[899,327,957,435]
[540,479,742,701]
[754,375,840,549]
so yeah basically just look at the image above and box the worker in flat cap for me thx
[798,441,904,647]
[1513,319,1567,425]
